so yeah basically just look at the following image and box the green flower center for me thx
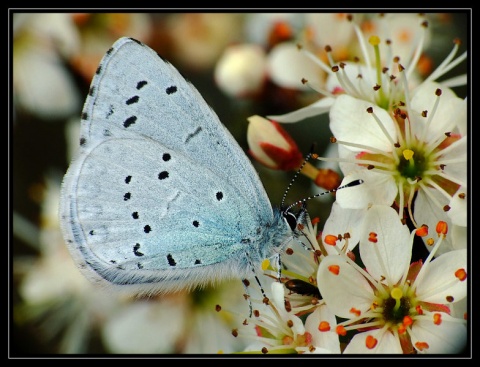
[397,148,429,181]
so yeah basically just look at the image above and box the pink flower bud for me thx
[247,115,303,171]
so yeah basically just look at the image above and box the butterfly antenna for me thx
[281,146,316,209]
[285,179,364,213]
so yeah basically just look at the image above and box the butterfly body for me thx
[60,37,296,295]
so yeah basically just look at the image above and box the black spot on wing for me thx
[162,153,171,162]
[144,225,151,233]
[96,65,102,75]
[125,175,132,184]
[137,81,148,89]
[81,112,88,120]
[167,254,176,266]
[158,171,169,180]
[126,96,139,105]
[124,116,137,128]
[80,137,86,146]
[132,212,139,219]
[166,85,177,95]
[133,243,144,257]
[124,192,131,201]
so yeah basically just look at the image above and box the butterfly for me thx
[59,37,361,297]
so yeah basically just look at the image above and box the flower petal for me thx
[322,201,366,254]
[317,255,374,319]
[359,205,412,285]
[451,224,467,250]
[267,42,324,89]
[448,186,467,227]
[410,82,462,140]
[330,94,397,153]
[415,249,467,304]
[414,186,455,255]
[441,135,467,186]
[335,171,397,209]
[304,304,341,353]
[267,97,335,123]
[411,313,467,354]
[343,330,403,354]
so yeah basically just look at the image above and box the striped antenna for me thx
[284,179,364,214]
[281,146,317,209]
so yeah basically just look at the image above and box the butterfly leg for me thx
[243,252,272,318]
[241,278,253,318]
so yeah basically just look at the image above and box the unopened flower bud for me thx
[247,115,303,171]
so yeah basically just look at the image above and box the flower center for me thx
[397,148,428,181]
[382,287,412,323]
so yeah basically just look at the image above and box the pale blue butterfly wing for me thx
[59,37,293,295]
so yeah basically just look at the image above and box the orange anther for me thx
[366,335,378,349]
[455,268,467,281]
[311,217,321,225]
[350,307,361,317]
[324,235,338,246]
[415,341,429,351]
[328,265,340,275]
[336,325,347,336]
[403,315,413,327]
[415,225,428,237]
[318,321,331,332]
[436,221,448,235]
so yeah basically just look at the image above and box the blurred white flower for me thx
[13,13,82,120]
[214,44,267,98]
[166,13,243,71]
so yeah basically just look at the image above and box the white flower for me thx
[268,14,466,123]
[328,80,467,254]
[317,205,467,354]
[236,282,340,354]
[13,13,82,119]
[214,44,267,98]
[166,13,242,70]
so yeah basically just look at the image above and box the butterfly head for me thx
[282,202,308,234]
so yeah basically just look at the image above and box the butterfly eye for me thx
[283,210,298,231]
